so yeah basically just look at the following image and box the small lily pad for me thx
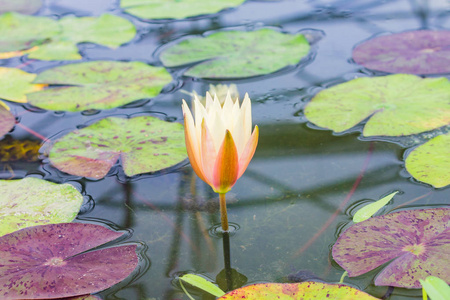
[304,74,450,136]
[49,116,186,178]
[353,30,450,75]
[0,0,42,15]
[0,67,47,103]
[0,177,83,237]
[0,105,14,137]
[218,282,379,299]
[159,29,311,78]
[121,0,245,20]
[27,61,172,111]
[332,208,450,288]
[353,191,398,223]
[405,134,450,188]
[420,276,450,300]
[0,223,138,299]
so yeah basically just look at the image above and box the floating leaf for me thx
[49,116,186,178]
[0,0,43,15]
[218,282,379,299]
[121,0,245,20]
[0,67,47,103]
[160,29,311,78]
[0,105,14,137]
[405,134,450,188]
[27,61,172,111]
[420,276,450,300]
[0,177,83,237]
[28,14,136,60]
[0,12,59,53]
[179,274,225,297]
[353,191,398,223]
[0,13,135,61]
[0,223,138,299]
[353,30,450,75]
[304,74,450,136]
[332,208,450,288]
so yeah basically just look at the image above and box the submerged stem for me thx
[219,193,229,232]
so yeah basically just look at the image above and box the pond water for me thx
[1,0,449,299]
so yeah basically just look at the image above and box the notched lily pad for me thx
[121,0,246,20]
[304,74,450,136]
[48,116,186,178]
[159,29,311,78]
[353,30,450,75]
[0,67,47,103]
[332,208,450,288]
[0,223,138,299]
[27,61,172,111]
[0,0,42,15]
[218,282,379,299]
[405,134,450,188]
[0,105,14,137]
[0,177,83,237]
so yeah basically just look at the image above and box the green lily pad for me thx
[0,13,136,61]
[353,191,398,223]
[121,0,246,20]
[0,105,14,137]
[420,276,450,300]
[0,177,83,237]
[0,67,47,103]
[28,14,136,60]
[332,208,450,288]
[159,29,311,78]
[0,12,59,53]
[0,0,43,15]
[304,74,450,136]
[405,134,450,188]
[218,282,379,299]
[27,61,172,111]
[49,116,186,178]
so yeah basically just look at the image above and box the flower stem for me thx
[219,193,229,232]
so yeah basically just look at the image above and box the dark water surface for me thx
[1,0,449,299]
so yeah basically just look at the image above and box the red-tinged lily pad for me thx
[218,282,379,299]
[304,74,450,137]
[0,105,14,137]
[0,0,42,15]
[405,134,450,188]
[48,116,186,178]
[159,29,311,78]
[27,61,172,111]
[0,177,83,237]
[0,223,138,299]
[353,30,450,75]
[332,208,450,288]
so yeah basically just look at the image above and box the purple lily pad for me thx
[0,105,14,137]
[332,208,450,288]
[352,30,450,74]
[0,223,139,299]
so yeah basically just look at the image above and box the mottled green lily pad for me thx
[27,61,172,111]
[405,134,450,188]
[28,14,136,60]
[49,116,186,178]
[332,208,450,288]
[160,29,311,78]
[0,13,135,60]
[121,0,245,20]
[0,67,47,103]
[0,105,14,137]
[218,282,379,299]
[304,74,450,136]
[0,0,43,15]
[0,177,83,237]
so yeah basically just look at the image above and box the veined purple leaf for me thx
[332,208,450,288]
[0,223,138,299]
[353,30,450,75]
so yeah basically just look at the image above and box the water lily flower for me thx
[182,91,259,231]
